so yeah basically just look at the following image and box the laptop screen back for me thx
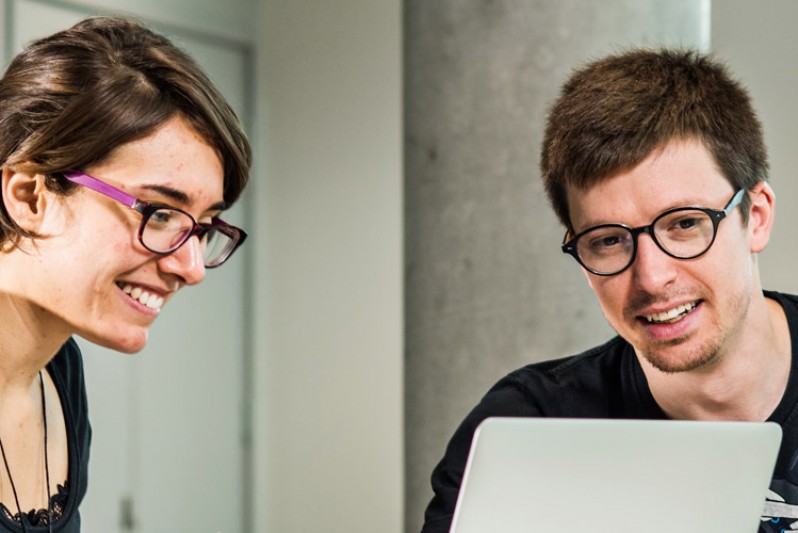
[449,417,782,533]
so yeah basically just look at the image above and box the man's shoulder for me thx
[505,335,631,384]
[766,290,798,310]
[481,336,638,418]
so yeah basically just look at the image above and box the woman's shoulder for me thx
[48,337,86,385]
[47,337,89,430]
[47,337,91,530]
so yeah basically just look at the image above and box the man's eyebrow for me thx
[141,184,227,211]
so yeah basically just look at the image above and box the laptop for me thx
[449,417,782,533]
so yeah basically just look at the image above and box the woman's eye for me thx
[150,211,174,224]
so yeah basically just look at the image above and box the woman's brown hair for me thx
[0,16,251,245]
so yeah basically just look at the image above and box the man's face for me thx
[565,138,770,373]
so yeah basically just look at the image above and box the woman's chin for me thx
[78,328,149,354]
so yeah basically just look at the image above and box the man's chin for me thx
[640,342,721,374]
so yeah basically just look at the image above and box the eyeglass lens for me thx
[142,208,238,267]
[575,209,716,275]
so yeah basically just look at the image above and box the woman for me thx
[0,16,251,532]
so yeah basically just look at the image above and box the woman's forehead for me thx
[90,116,224,209]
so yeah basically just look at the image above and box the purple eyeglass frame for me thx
[62,171,247,267]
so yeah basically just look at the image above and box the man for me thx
[421,49,798,533]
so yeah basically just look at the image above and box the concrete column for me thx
[404,1,708,531]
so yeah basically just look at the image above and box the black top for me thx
[421,291,798,533]
[0,338,91,533]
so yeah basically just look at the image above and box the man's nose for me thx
[629,232,677,291]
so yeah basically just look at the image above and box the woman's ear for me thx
[747,181,775,254]
[2,167,48,232]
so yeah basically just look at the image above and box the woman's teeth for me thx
[644,302,697,324]
[121,283,164,311]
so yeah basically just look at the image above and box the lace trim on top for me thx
[0,480,68,526]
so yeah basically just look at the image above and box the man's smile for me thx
[642,301,700,324]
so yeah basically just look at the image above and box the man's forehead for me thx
[565,140,733,230]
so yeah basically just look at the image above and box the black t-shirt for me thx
[0,338,91,533]
[421,291,798,533]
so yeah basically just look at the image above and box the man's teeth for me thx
[644,302,697,324]
[121,284,164,311]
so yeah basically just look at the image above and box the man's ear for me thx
[2,167,48,232]
[747,181,775,254]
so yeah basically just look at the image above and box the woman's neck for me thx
[0,290,71,396]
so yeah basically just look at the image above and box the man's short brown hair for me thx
[540,49,767,229]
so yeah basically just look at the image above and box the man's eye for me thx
[674,217,699,230]
[585,232,628,255]
[663,213,711,235]
[596,236,621,247]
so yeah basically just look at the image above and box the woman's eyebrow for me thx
[141,184,189,204]
[141,183,227,210]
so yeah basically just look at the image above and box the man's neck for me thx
[640,295,791,422]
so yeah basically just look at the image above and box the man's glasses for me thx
[561,188,746,276]
[63,171,247,268]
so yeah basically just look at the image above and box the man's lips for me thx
[640,301,700,324]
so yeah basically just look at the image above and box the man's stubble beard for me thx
[637,289,751,374]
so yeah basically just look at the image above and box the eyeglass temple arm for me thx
[723,188,746,215]
[65,170,246,239]
[62,171,143,210]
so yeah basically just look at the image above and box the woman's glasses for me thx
[63,171,247,268]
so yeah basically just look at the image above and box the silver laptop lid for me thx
[450,417,782,533]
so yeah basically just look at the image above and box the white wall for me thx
[61,0,256,40]
[711,0,798,296]
[253,1,403,532]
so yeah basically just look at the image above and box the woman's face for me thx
[15,115,224,353]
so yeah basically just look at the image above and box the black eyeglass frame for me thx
[561,188,747,276]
